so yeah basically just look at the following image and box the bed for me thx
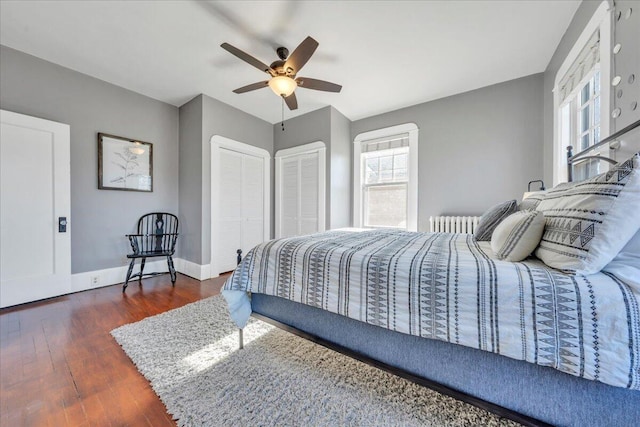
[222,119,640,427]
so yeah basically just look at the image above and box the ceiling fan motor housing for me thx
[269,59,294,77]
[276,46,289,60]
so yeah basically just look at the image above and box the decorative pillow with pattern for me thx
[535,152,640,274]
[518,191,546,211]
[491,210,545,261]
[474,199,518,241]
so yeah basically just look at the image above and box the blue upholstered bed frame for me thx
[251,294,639,427]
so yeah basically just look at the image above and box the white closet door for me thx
[217,148,266,273]
[276,142,325,238]
[218,149,244,273]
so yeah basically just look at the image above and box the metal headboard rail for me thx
[567,119,640,182]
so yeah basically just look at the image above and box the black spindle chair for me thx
[123,212,179,292]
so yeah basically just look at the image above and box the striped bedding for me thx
[222,229,640,390]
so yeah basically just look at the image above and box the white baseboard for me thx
[71,259,170,293]
[70,257,213,293]
[174,258,212,280]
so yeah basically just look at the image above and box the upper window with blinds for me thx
[558,30,600,105]
[553,2,612,186]
[558,30,603,181]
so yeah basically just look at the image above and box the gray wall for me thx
[329,107,352,228]
[352,74,544,231]
[178,95,203,264]
[178,94,273,266]
[0,45,179,274]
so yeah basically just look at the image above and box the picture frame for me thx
[98,133,153,192]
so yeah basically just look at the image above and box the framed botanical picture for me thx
[98,133,153,192]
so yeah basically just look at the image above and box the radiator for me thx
[429,216,480,234]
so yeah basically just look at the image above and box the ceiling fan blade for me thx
[233,81,269,94]
[284,92,298,110]
[284,36,318,74]
[296,77,342,93]
[221,43,275,75]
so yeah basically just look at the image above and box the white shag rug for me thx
[111,295,519,427]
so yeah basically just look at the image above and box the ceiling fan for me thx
[221,36,342,111]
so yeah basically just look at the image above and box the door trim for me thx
[210,135,270,278]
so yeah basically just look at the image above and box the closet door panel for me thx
[300,154,319,221]
[280,157,299,238]
[242,154,265,252]
[219,149,245,273]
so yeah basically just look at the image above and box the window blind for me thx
[361,133,409,153]
[558,30,600,104]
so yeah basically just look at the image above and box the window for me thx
[363,145,409,228]
[353,123,418,231]
[553,1,611,185]
[559,70,602,180]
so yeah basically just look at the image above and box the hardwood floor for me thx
[0,273,228,426]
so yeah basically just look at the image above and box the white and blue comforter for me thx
[223,229,640,390]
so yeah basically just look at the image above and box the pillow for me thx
[491,211,545,261]
[535,152,640,274]
[474,199,518,241]
[603,227,640,288]
[518,191,545,211]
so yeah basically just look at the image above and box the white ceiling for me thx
[0,0,580,124]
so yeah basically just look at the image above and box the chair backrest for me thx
[137,212,179,254]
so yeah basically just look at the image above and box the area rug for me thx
[111,295,519,427]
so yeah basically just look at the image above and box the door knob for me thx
[58,217,67,233]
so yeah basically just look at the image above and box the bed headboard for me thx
[567,119,640,182]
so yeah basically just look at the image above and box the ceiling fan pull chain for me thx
[281,96,285,131]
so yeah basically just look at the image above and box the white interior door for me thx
[280,157,300,238]
[275,142,326,238]
[0,110,71,308]
[217,148,266,273]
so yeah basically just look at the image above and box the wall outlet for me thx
[90,275,100,286]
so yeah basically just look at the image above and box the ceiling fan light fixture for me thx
[268,76,297,97]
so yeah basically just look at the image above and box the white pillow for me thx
[491,211,545,261]
[518,191,546,211]
[603,227,640,288]
[535,152,640,274]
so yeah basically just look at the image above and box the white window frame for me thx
[274,141,326,238]
[353,123,418,231]
[552,0,611,185]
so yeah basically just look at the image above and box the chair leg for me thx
[139,258,146,283]
[167,255,176,286]
[123,259,136,292]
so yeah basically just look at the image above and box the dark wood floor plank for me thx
[0,273,227,426]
